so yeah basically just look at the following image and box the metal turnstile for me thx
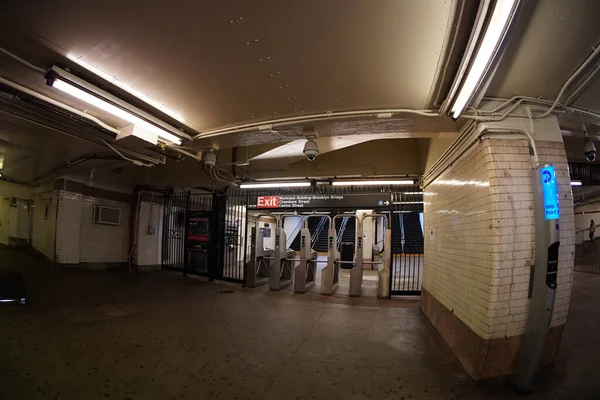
[320,216,338,295]
[331,214,359,294]
[245,214,277,288]
[294,215,321,293]
[350,214,390,297]
[269,217,296,291]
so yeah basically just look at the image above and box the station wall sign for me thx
[248,193,392,209]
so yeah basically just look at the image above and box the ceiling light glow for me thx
[331,180,414,186]
[239,182,311,189]
[571,181,582,186]
[51,78,181,144]
[450,0,519,118]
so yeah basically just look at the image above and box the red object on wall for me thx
[257,196,280,208]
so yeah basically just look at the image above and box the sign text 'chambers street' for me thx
[250,194,392,209]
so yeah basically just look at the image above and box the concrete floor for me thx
[1,247,599,399]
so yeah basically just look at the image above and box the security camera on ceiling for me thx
[584,136,596,162]
[303,139,319,161]
[202,149,216,169]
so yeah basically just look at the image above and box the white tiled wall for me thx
[54,190,130,265]
[55,191,82,264]
[32,194,57,260]
[423,139,574,340]
[79,195,130,263]
[136,200,163,266]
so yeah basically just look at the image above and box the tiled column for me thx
[420,132,574,379]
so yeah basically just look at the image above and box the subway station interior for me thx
[1,1,600,399]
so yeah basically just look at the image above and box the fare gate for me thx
[162,187,424,296]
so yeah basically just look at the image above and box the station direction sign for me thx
[248,193,392,210]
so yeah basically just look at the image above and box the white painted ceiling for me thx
[0,0,454,132]
[0,0,600,184]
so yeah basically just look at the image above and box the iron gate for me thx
[390,191,424,295]
[162,191,212,275]
[217,194,247,283]
[162,191,187,272]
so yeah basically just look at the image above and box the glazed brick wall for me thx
[79,195,130,263]
[55,190,130,265]
[423,139,574,340]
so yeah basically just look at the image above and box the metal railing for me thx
[336,217,348,249]
[575,224,600,245]
[311,216,327,244]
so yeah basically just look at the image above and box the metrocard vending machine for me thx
[510,164,560,393]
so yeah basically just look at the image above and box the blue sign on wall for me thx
[541,165,560,220]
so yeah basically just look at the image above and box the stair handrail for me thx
[337,217,348,249]
[311,216,326,243]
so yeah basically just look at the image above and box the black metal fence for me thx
[390,191,424,296]
[162,191,187,272]
[161,191,212,275]
[219,194,248,282]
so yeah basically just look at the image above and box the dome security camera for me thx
[303,139,319,161]
[584,135,596,162]
[202,150,216,169]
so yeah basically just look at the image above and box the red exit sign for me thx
[257,196,280,208]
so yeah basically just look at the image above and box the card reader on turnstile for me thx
[510,164,560,393]
[269,226,295,291]
[295,215,321,294]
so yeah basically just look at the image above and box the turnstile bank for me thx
[245,212,390,298]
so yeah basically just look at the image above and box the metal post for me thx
[242,194,249,285]
[183,191,190,276]
[510,164,560,393]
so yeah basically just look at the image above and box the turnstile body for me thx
[294,227,317,293]
[269,227,294,291]
[349,227,364,297]
[376,229,392,298]
[348,214,391,298]
[245,226,272,288]
[320,224,338,295]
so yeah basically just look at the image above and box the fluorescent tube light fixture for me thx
[46,66,184,145]
[331,180,414,186]
[446,0,520,118]
[239,182,311,189]
[570,181,582,186]
[51,78,181,144]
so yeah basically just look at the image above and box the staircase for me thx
[402,213,424,254]
[312,217,330,252]
[392,213,403,254]
[335,217,356,250]
[290,217,330,252]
